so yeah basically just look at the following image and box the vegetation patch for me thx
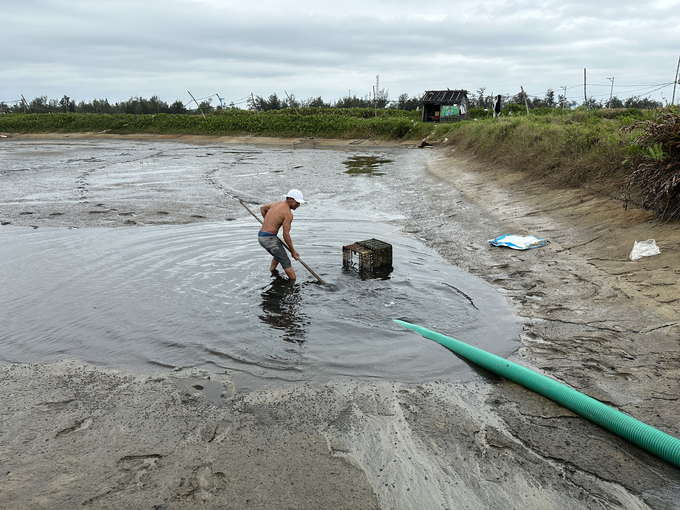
[621,106,680,220]
[0,109,430,141]
[426,108,656,198]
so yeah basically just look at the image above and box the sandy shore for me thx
[1,135,679,509]
[8,131,414,148]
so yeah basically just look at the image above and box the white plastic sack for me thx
[488,234,548,250]
[629,239,660,261]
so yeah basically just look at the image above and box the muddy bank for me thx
[6,361,673,510]
[393,146,680,506]
[6,131,412,148]
[1,136,679,509]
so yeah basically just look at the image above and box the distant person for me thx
[493,95,502,117]
[258,190,305,280]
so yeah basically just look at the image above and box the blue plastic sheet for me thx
[488,234,548,250]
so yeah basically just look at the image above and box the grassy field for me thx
[2,106,676,216]
[427,107,680,218]
[0,108,430,140]
[427,107,656,199]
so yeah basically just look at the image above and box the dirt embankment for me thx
[6,131,412,148]
[416,145,680,413]
[401,145,680,505]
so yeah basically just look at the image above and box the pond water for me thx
[0,139,519,390]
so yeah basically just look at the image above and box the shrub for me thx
[621,106,680,220]
[0,110,427,140]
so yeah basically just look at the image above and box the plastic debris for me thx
[630,239,660,261]
[489,234,548,250]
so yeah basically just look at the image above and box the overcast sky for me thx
[3,0,680,107]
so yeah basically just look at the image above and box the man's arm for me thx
[260,203,272,219]
[281,214,300,260]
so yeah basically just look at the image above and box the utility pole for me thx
[560,86,567,108]
[21,94,29,113]
[374,75,379,117]
[673,55,680,105]
[607,77,614,108]
[583,68,587,105]
[520,86,529,115]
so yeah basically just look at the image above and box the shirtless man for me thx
[258,189,305,280]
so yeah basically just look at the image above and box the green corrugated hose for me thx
[394,319,680,468]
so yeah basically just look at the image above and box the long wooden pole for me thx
[672,55,680,105]
[239,200,326,284]
[187,90,205,119]
[584,68,587,105]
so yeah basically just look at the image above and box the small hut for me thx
[421,90,469,123]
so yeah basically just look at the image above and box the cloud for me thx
[3,0,679,105]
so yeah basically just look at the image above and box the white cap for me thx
[286,189,306,204]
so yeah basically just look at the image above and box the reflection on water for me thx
[342,155,393,175]
[259,274,310,344]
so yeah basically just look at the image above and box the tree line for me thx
[1,95,193,115]
[468,87,663,111]
[0,91,423,115]
[1,88,662,115]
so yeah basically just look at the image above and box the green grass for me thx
[0,108,431,141]
[425,108,655,197]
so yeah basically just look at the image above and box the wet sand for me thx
[1,134,679,509]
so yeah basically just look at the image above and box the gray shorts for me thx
[258,234,292,269]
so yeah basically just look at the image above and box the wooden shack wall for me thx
[421,96,469,123]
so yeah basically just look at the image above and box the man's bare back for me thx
[260,200,293,235]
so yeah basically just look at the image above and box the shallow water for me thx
[0,139,519,390]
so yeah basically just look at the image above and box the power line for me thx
[612,71,674,80]
[610,82,674,88]
[520,80,674,100]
